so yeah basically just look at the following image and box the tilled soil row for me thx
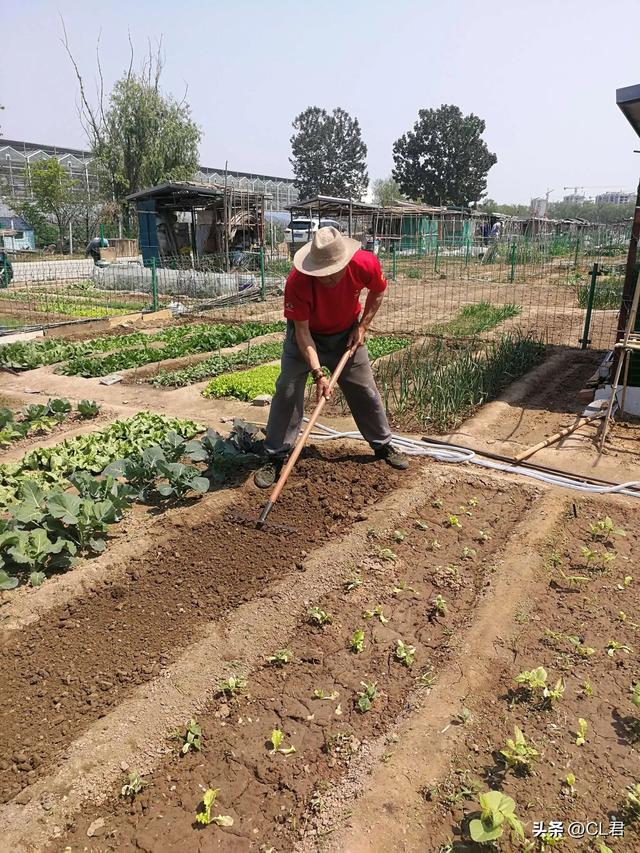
[0,447,402,806]
[53,477,534,852]
[380,496,640,851]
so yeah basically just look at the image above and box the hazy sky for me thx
[2,0,639,204]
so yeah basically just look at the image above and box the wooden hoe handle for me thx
[256,348,352,527]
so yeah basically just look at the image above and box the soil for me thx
[52,476,534,852]
[0,446,403,806]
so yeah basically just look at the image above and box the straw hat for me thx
[293,226,361,277]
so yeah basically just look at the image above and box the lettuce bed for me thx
[201,336,411,401]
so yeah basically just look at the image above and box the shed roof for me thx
[126,181,269,205]
[617,83,640,138]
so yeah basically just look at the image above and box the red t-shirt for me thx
[283,249,388,334]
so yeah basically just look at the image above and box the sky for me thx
[1,0,639,204]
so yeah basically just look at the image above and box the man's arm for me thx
[293,319,331,401]
[346,290,385,353]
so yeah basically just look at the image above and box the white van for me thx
[284,218,342,245]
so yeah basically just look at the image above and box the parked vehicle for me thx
[284,218,342,245]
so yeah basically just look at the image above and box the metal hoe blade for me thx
[225,511,297,536]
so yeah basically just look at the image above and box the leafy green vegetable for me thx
[195,788,233,827]
[469,790,524,844]
[77,399,101,418]
[151,341,284,388]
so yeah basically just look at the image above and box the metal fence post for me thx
[579,262,599,349]
[509,241,517,283]
[573,234,581,269]
[259,246,266,301]
[150,257,159,312]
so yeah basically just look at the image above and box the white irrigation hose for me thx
[304,420,640,500]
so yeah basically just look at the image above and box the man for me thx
[85,235,108,264]
[254,226,408,489]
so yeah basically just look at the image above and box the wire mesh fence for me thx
[0,225,630,351]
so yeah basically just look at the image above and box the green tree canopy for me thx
[27,159,76,244]
[392,104,497,206]
[372,176,405,206]
[63,35,201,225]
[290,106,368,200]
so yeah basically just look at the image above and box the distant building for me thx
[530,197,547,217]
[0,201,35,251]
[595,190,634,205]
[562,193,586,205]
[0,137,299,211]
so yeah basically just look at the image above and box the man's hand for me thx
[346,323,366,355]
[315,376,331,402]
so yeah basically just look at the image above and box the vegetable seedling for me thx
[344,574,362,591]
[363,604,388,624]
[617,574,633,590]
[432,498,443,508]
[446,514,462,529]
[181,719,202,754]
[433,594,447,617]
[515,666,548,692]
[218,674,247,697]
[195,788,233,827]
[121,772,146,799]
[500,726,539,775]
[392,579,418,596]
[468,790,524,844]
[395,639,416,667]
[77,399,101,419]
[468,497,479,507]
[313,688,339,701]
[476,529,491,542]
[607,640,632,657]
[623,783,640,821]
[266,649,292,667]
[392,529,406,542]
[461,546,476,560]
[589,516,625,541]
[575,718,588,746]
[356,681,377,713]
[431,539,442,550]
[414,520,429,530]
[581,679,593,697]
[543,678,565,707]
[564,772,576,796]
[631,682,640,708]
[379,547,397,563]
[350,629,365,653]
[267,729,296,755]
[308,607,332,626]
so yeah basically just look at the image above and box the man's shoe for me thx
[254,461,281,489]
[374,443,409,470]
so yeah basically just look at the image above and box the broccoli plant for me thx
[77,399,101,418]
[468,790,524,845]
[46,397,72,422]
[500,726,539,775]
[356,682,377,713]
[195,788,233,827]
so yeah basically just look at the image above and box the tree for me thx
[392,104,497,206]
[27,160,77,246]
[290,107,368,200]
[62,30,201,228]
[372,176,405,206]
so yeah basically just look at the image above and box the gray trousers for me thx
[264,321,392,458]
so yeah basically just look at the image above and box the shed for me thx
[0,201,35,252]
[126,181,268,267]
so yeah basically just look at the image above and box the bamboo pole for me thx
[514,410,605,462]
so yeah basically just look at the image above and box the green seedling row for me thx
[201,336,411,400]
[151,341,285,388]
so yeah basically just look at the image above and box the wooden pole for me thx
[514,410,605,462]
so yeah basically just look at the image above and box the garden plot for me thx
[329,497,640,853]
[30,471,535,852]
[0,447,404,807]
